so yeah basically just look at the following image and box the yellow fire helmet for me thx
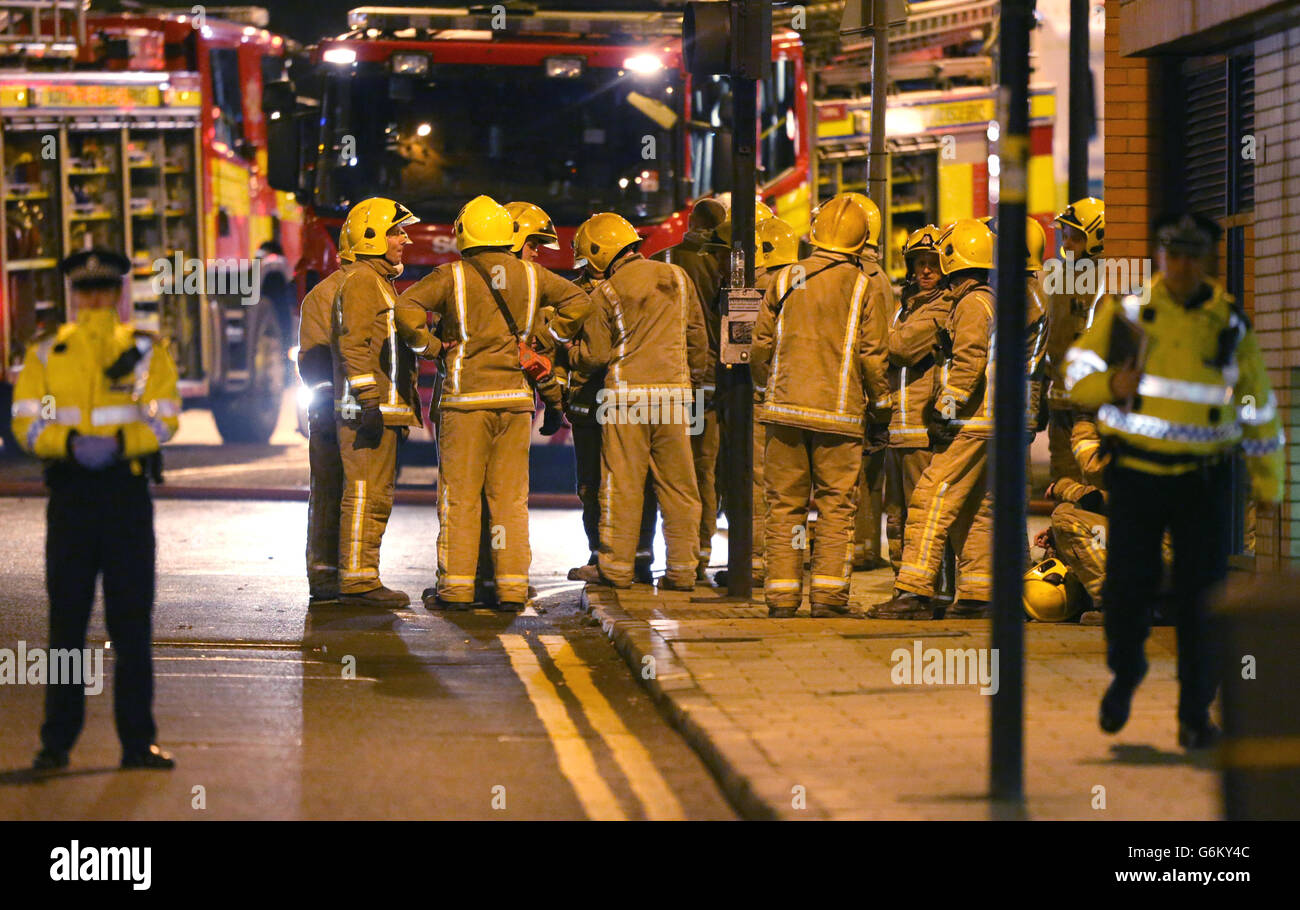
[1023,557,1082,623]
[809,195,869,256]
[454,194,515,251]
[1026,216,1047,271]
[757,217,799,269]
[505,201,560,253]
[571,220,591,270]
[938,218,994,274]
[837,192,883,250]
[1056,196,1105,257]
[343,197,419,257]
[575,212,641,275]
[337,218,356,264]
[902,225,942,260]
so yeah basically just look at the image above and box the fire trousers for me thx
[436,408,532,604]
[895,431,992,601]
[762,423,861,610]
[692,408,721,568]
[574,422,658,563]
[337,422,399,594]
[306,415,343,597]
[853,449,887,566]
[1103,458,1230,726]
[597,400,701,587]
[1050,501,1107,605]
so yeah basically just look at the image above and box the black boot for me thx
[866,590,937,620]
[1099,674,1144,734]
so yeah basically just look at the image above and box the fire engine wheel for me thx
[211,310,286,445]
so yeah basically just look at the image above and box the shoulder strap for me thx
[462,255,521,338]
[773,261,842,315]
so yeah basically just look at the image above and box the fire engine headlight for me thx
[392,52,430,75]
[323,47,357,66]
[623,54,664,76]
[545,56,584,79]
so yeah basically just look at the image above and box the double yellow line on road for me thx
[500,634,684,821]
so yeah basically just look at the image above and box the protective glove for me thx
[540,407,565,437]
[864,421,891,454]
[70,433,121,470]
[355,405,384,446]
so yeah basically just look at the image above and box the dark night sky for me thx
[124,1,692,46]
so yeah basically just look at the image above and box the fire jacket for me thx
[886,282,952,448]
[11,307,180,468]
[1065,273,1284,501]
[653,231,724,396]
[298,262,359,406]
[751,250,892,437]
[932,275,996,438]
[1045,260,1107,410]
[571,253,709,398]
[396,249,591,413]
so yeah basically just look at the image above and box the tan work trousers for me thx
[437,409,532,604]
[1050,502,1107,604]
[337,422,399,594]
[307,418,344,596]
[692,409,721,567]
[895,432,993,601]
[763,422,862,610]
[598,400,701,587]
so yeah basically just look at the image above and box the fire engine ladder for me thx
[0,0,86,52]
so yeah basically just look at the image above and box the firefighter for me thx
[712,216,799,588]
[882,226,956,596]
[1066,211,1283,749]
[685,199,772,579]
[564,224,659,581]
[398,195,591,609]
[1039,412,1108,624]
[299,219,360,607]
[835,191,895,571]
[569,212,709,590]
[751,197,891,617]
[13,249,178,770]
[1044,197,1106,491]
[870,219,997,619]
[505,200,566,434]
[331,198,435,607]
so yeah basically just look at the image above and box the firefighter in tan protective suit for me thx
[569,212,709,590]
[1040,413,1108,623]
[870,219,998,619]
[751,197,891,618]
[398,195,592,609]
[1044,197,1106,488]
[331,198,437,607]
[882,226,955,590]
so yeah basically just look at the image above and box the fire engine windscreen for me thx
[313,63,683,225]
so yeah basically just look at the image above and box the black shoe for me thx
[1178,720,1221,751]
[633,558,654,585]
[767,606,799,618]
[658,577,694,592]
[947,599,990,619]
[1079,610,1103,626]
[32,748,69,771]
[423,588,470,611]
[1099,676,1142,734]
[866,591,936,620]
[121,744,175,770]
[811,602,862,619]
[495,601,525,613]
[340,585,411,608]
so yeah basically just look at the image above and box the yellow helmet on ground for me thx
[837,192,882,249]
[575,212,640,275]
[938,218,994,273]
[337,220,356,264]
[1023,557,1080,622]
[809,196,869,256]
[454,195,515,251]
[342,197,419,257]
[1056,196,1105,257]
[1026,216,1047,271]
[505,201,560,253]
[902,225,942,260]
[758,218,799,269]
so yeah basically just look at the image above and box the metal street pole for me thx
[991,0,1031,805]
[868,0,889,236]
[1068,0,1090,200]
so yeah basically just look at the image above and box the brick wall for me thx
[1248,25,1300,569]
[1103,0,1155,262]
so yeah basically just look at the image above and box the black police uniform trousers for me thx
[41,462,157,754]
[1102,453,1232,727]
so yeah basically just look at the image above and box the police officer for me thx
[751,197,891,617]
[331,197,436,607]
[298,219,361,607]
[12,249,178,770]
[569,212,709,590]
[1065,211,1284,749]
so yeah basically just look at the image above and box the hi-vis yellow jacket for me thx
[1065,274,1284,501]
[11,307,180,466]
